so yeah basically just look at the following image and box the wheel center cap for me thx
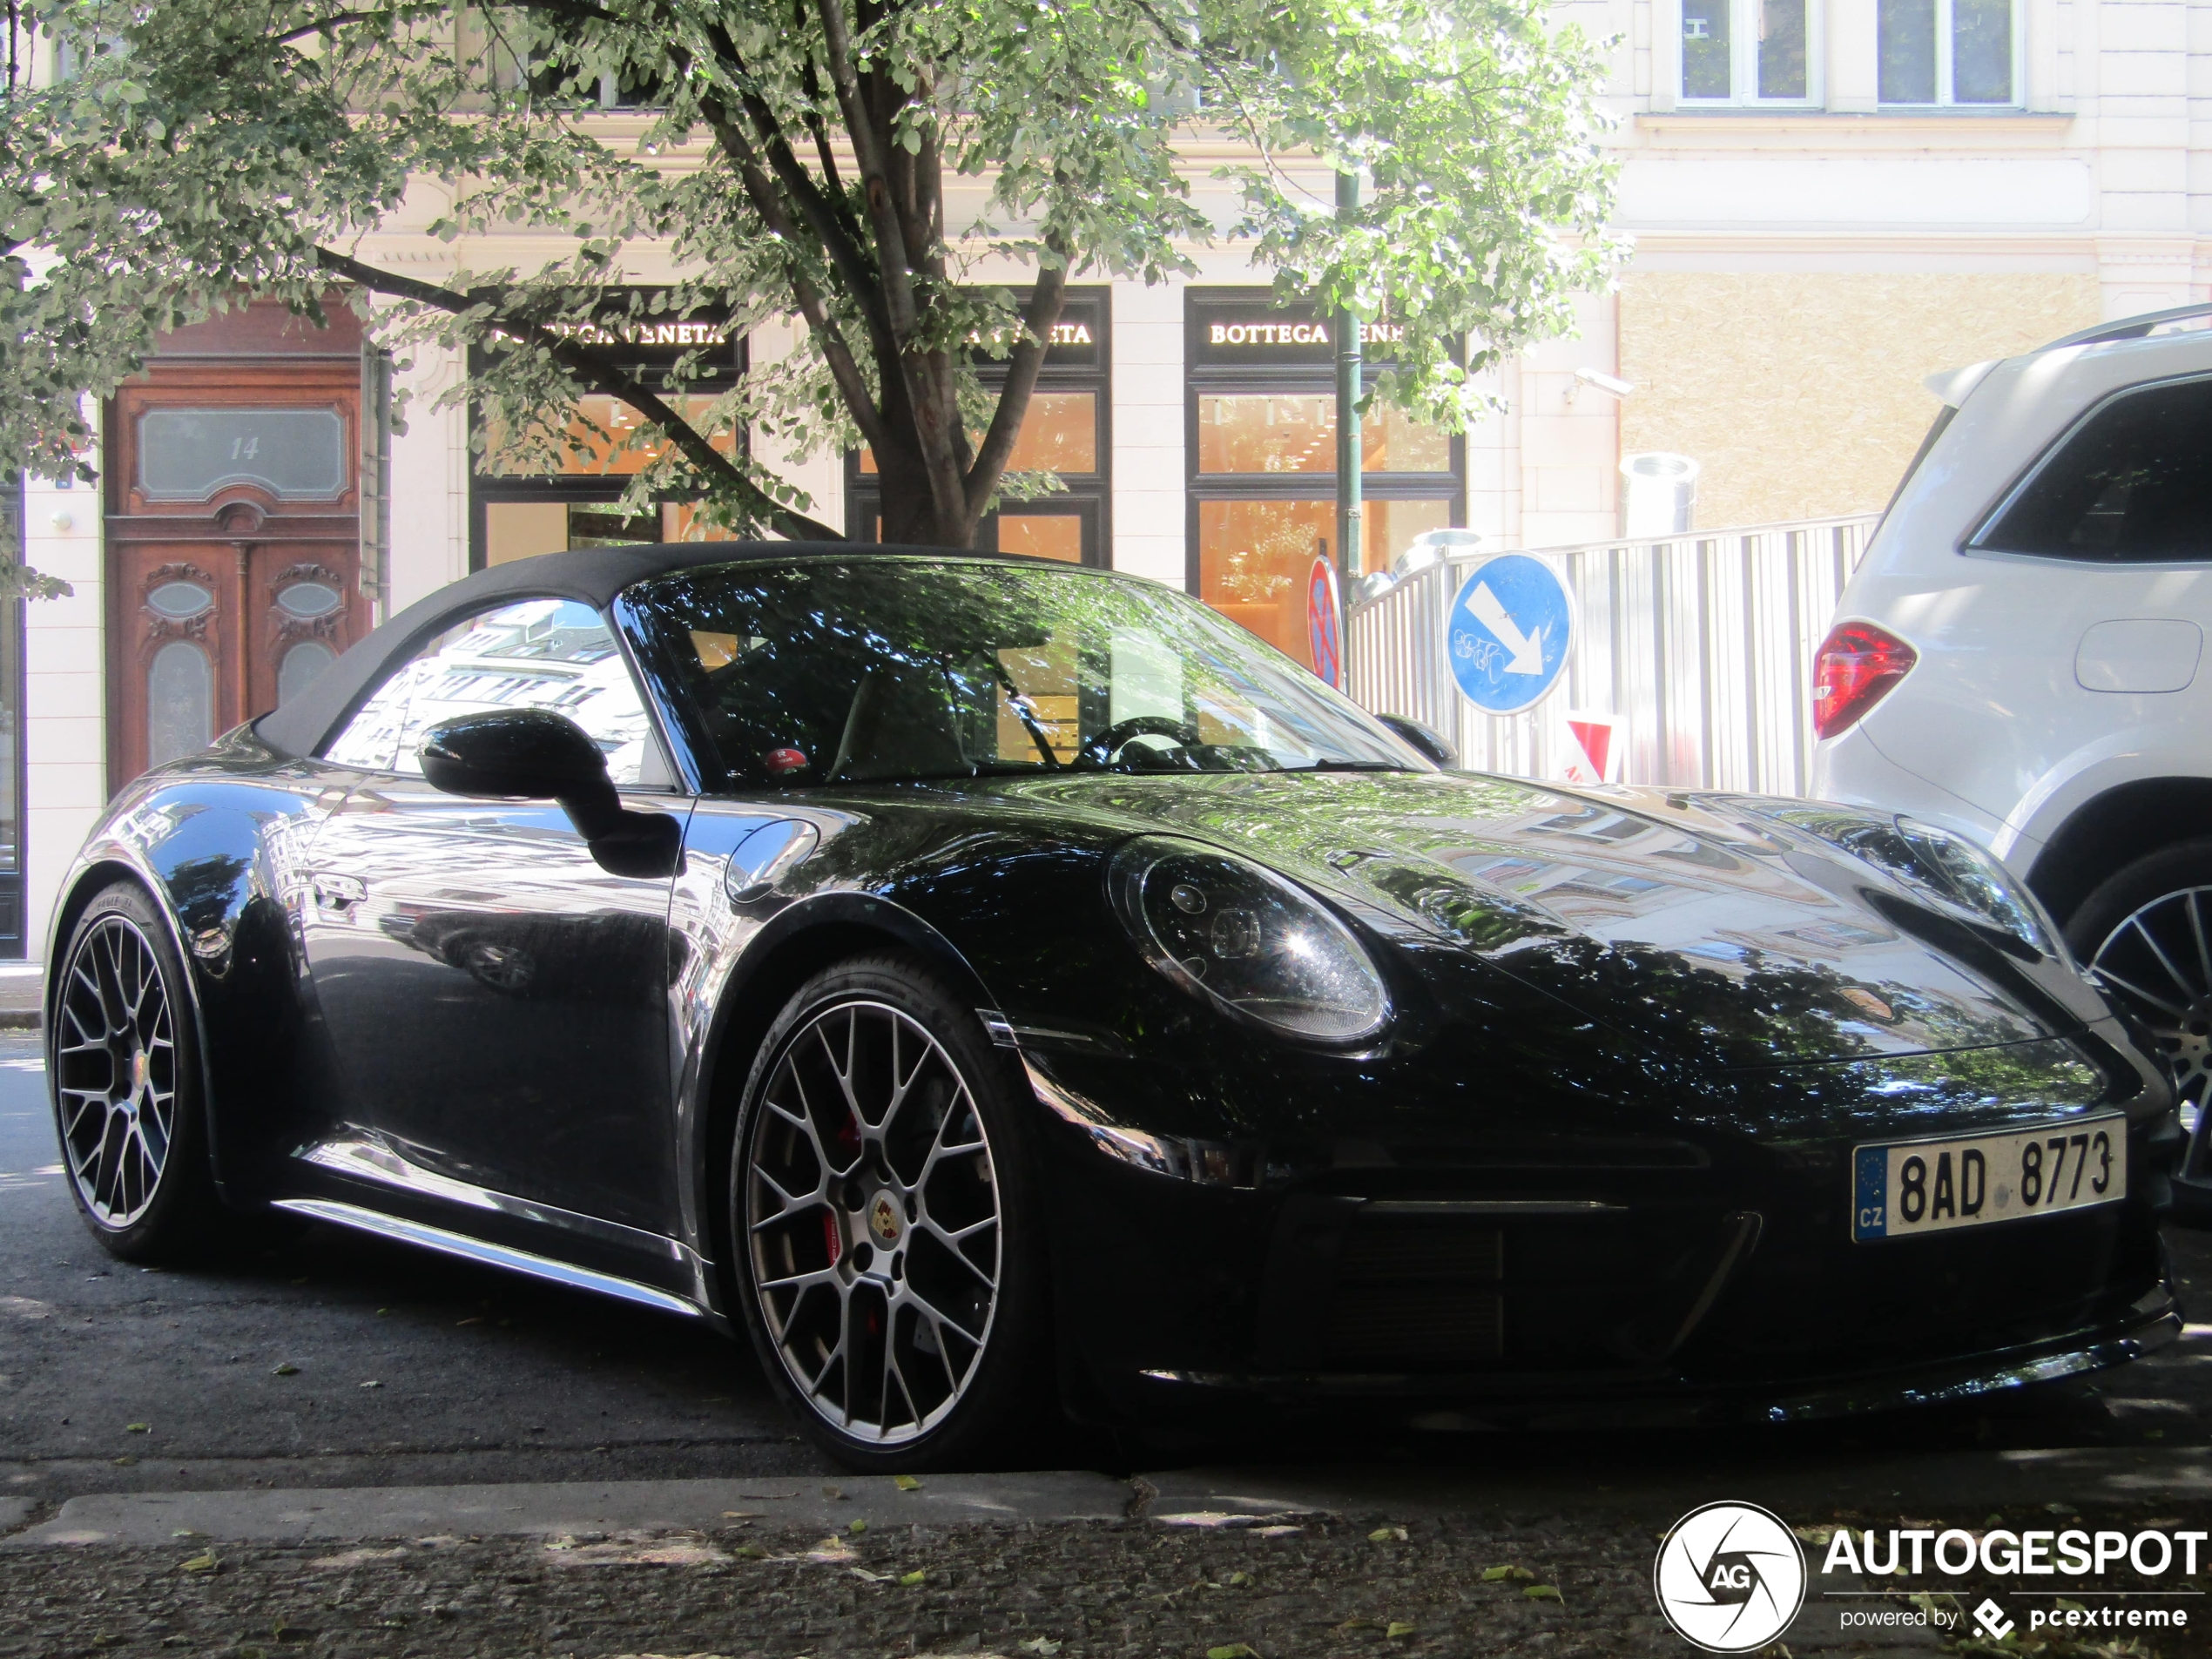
[867,1190,903,1248]
[131,1049,149,1097]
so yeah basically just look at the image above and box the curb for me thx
[0,1009,39,1030]
[10,1447,2212,1548]
[3,1473,1144,1548]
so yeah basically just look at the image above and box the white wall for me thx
[22,465,106,963]
[388,342,469,609]
[1110,280,1185,586]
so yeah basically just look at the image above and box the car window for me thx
[322,598,659,786]
[622,557,1426,790]
[1975,375,2212,563]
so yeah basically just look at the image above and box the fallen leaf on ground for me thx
[720,1511,759,1520]
[1525,1584,1562,1602]
[309,1548,407,1570]
[849,1566,892,1583]
[271,1364,298,1376]
[125,1423,149,1433]
[894,1474,921,1491]
[900,1569,926,1586]
[1482,1565,1533,1581]
[848,1518,867,1534]
[1226,1571,1251,1587]
[1016,1641,1061,1656]
[1386,1623,1416,1638]
[179,1552,218,1574]
[358,1380,381,1389]
[1368,1526,1408,1543]
[1207,1646,1259,1659]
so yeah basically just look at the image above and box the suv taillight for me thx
[1812,621,1918,740]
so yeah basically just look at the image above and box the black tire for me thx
[2067,840,2212,1224]
[48,880,226,1263]
[728,953,1054,1471]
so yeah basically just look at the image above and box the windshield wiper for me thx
[1303,759,1413,772]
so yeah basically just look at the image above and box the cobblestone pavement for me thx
[10,1501,2212,1659]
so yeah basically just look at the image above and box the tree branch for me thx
[313,247,842,542]
[965,258,1069,519]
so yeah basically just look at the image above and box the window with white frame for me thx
[1679,0,1818,103]
[1878,0,2016,104]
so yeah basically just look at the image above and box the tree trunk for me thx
[874,455,980,549]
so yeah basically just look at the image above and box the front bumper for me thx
[1028,1045,2183,1432]
[1111,1284,2182,1432]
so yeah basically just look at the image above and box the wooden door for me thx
[106,361,364,788]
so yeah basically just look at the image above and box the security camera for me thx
[1570,367,1635,400]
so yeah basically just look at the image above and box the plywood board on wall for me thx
[1617,272,2100,529]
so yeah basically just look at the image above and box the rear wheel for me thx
[728,954,1053,1470]
[50,882,224,1262]
[2068,841,2212,1215]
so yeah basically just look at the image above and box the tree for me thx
[2,0,1622,552]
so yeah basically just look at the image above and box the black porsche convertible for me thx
[47,543,2186,1468]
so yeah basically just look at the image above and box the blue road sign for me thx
[1447,554,1575,714]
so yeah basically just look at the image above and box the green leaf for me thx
[1207,1646,1259,1659]
[893,1474,921,1491]
[1386,1623,1416,1638]
[848,1518,867,1534]
[1482,1565,1533,1581]
[1525,1585,1562,1602]
[179,1552,219,1574]
[899,1569,926,1586]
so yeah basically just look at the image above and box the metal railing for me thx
[1345,514,1880,798]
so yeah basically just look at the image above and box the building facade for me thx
[17,0,2212,955]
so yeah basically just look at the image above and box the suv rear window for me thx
[1973,374,2212,563]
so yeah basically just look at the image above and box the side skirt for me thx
[273,1198,705,1320]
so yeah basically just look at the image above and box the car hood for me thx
[962,767,2107,1068]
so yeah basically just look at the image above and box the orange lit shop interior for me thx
[473,288,1469,678]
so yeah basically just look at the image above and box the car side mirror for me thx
[1376,713,1457,769]
[418,709,683,879]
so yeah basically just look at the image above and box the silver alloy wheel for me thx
[54,914,179,1228]
[2085,886,2212,1136]
[745,999,1002,1445]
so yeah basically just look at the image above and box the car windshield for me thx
[623,556,1426,789]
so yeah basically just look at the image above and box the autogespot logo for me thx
[1654,1501,1808,1653]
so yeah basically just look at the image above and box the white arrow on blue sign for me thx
[1446,553,1575,714]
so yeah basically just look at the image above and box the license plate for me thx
[1851,1115,2127,1242]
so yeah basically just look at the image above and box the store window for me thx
[1186,292,1464,672]
[470,297,746,568]
[1878,0,2014,104]
[1678,0,1819,104]
[847,288,1109,563]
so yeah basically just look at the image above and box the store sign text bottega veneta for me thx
[1208,320,1408,347]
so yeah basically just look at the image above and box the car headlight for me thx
[1107,836,1390,1043]
[1755,805,2059,958]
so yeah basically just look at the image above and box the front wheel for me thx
[729,954,1054,1470]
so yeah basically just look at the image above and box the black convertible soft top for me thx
[255,540,1017,759]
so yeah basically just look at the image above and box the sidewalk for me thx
[0,961,41,1028]
[7,1460,2212,1656]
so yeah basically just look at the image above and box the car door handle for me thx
[312,873,368,914]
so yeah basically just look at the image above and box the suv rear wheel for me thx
[2067,840,2212,1215]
